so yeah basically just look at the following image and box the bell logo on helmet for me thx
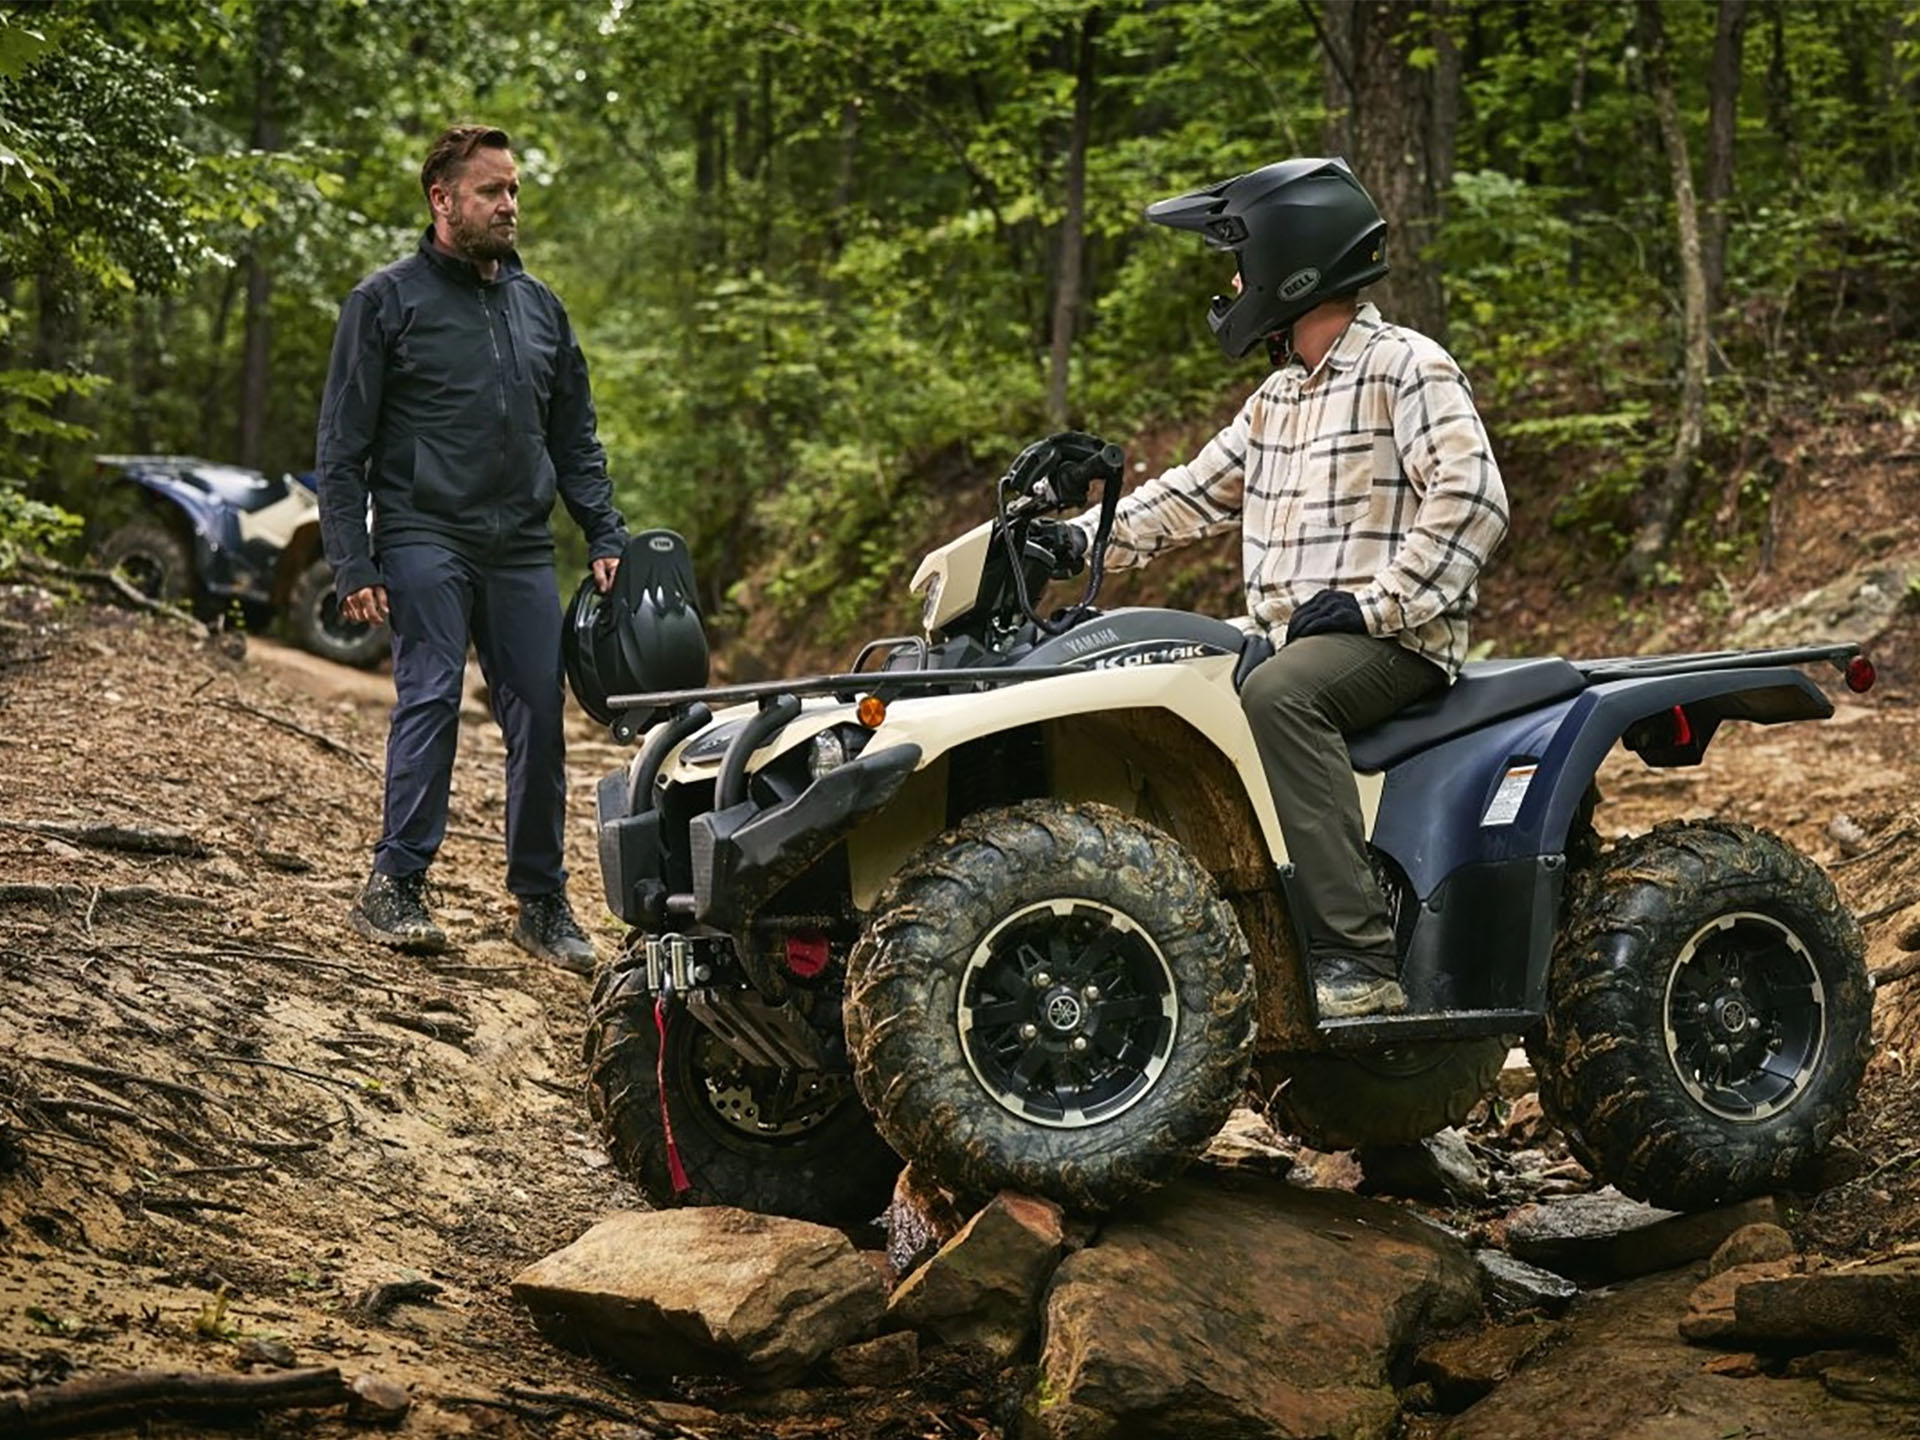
[1280,267,1321,301]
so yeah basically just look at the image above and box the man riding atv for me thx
[571,160,1873,1228]
[1046,156,1509,1021]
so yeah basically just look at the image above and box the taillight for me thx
[1845,655,1876,693]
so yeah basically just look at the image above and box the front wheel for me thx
[583,958,900,1226]
[845,801,1255,1212]
[1531,821,1871,1211]
[288,557,389,668]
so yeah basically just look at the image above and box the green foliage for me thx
[0,478,83,572]
[3,0,1918,643]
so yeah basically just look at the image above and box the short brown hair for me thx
[420,124,511,203]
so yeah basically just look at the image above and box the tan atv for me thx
[581,433,1876,1223]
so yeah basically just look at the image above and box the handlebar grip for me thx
[1056,443,1125,502]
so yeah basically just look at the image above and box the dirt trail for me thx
[3,588,1920,1437]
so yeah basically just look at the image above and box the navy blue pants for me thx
[373,543,568,896]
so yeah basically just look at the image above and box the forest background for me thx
[2,0,1916,662]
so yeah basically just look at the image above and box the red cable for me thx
[654,996,692,1194]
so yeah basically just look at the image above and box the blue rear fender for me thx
[1363,666,1834,1016]
[1371,666,1834,892]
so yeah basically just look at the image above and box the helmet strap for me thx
[1265,330,1296,369]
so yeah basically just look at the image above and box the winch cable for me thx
[653,982,692,1194]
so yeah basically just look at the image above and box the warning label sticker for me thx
[1481,764,1538,827]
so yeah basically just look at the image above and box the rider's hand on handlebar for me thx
[1030,519,1090,580]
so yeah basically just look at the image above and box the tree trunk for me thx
[1317,1,1357,160]
[1701,0,1749,316]
[1764,0,1796,180]
[1626,2,1713,589]
[1347,0,1457,342]
[237,3,283,470]
[1046,14,1096,431]
[1566,17,1593,288]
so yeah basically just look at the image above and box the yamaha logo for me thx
[1280,268,1320,300]
[649,536,675,553]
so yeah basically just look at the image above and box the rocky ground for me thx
[3,523,1920,1437]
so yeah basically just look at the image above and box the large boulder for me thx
[1031,1173,1481,1440]
[510,1208,886,1387]
[1443,1270,1907,1440]
[1503,1190,1787,1283]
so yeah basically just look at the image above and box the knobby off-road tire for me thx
[1531,820,1871,1211]
[98,519,193,602]
[1263,1038,1508,1152]
[844,800,1256,1212]
[583,957,899,1226]
[288,557,389,668]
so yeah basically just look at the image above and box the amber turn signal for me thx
[857,694,887,727]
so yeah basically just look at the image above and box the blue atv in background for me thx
[93,455,388,668]
[578,433,1881,1226]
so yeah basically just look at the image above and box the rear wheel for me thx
[584,957,899,1225]
[1531,821,1871,1210]
[1261,1039,1508,1151]
[98,519,193,602]
[288,557,388,668]
[845,801,1255,1212]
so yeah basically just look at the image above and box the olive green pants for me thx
[1239,633,1446,973]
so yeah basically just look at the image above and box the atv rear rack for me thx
[1573,642,1862,683]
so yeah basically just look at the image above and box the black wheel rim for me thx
[679,1029,852,1145]
[1662,910,1827,1122]
[119,554,167,599]
[958,898,1178,1128]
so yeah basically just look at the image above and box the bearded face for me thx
[433,145,520,265]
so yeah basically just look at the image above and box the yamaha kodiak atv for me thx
[580,434,1877,1224]
[93,455,389,667]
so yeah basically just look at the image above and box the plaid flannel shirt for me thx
[1082,304,1508,679]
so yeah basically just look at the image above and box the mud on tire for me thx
[584,957,899,1226]
[844,800,1255,1212]
[1531,820,1871,1211]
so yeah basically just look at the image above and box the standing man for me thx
[316,123,628,973]
[1054,157,1509,1019]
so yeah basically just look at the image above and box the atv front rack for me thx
[603,664,1087,742]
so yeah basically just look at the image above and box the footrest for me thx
[1315,1007,1537,1050]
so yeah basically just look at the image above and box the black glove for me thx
[1029,519,1090,579]
[1285,588,1367,643]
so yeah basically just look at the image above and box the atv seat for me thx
[1347,657,1587,771]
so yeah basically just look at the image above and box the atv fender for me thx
[1368,666,1836,1016]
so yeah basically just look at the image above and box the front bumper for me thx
[596,738,922,933]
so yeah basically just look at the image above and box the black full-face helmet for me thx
[1146,156,1389,360]
[563,529,710,727]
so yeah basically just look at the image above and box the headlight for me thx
[919,573,944,631]
[808,728,849,782]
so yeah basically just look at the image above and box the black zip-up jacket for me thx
[314,229,627,598]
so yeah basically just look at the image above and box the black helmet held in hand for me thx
[1146,156,1389,360]
[563,529,710,727]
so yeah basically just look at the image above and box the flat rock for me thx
[1504,1190,1787,1283]
[1033,1172,1481,1440]
[887,1191,1064,1360]
[1678,1258,1800,1343]
[1414,1319,1566,1408]
[1443,1270,1909,1439]
[1475,1249,1581,1318]
[1731,1257,1920,1346]
[510,1208,886,1386]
